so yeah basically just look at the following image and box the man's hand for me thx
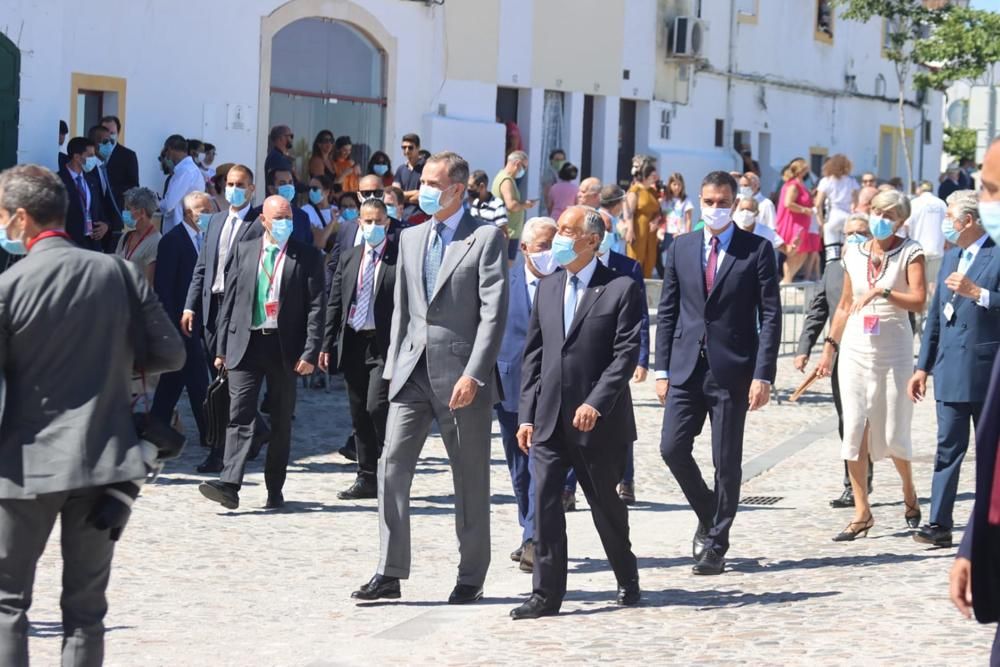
[214,356,225,370]
[656,379,670,406]
[950,557,973,619]
[294,360,315,376]
[572,404,600,432]
[908,369,928,403]
[945,272,981,300]
[180,310,195,337]
[633,367,648,383]
[318,352,330,373]
[748,379,770,412]
[449,375,479,411]
[516,424,533,454]
[793,354,808,373]
[92,222,109,240]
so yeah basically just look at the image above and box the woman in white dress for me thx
[817,190,927,541]
[815,154,860,262]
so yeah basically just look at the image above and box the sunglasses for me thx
[401,145,416,152]
[359,189,385,200]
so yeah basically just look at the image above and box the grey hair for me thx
[124,186,160,218]
[743,172,761,190]
[870,189,911,220]
[521,216,556,245]
[507,150,528,165]
[847,213,870,227]
[182,190,211,212]
[581,206,605,242]
[946,189,980,222]
[426,151,470,186]
[0,164,68,227]
[917,181,934,194]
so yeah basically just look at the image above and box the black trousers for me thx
[659,355,746,556]
[341,328,388,478]
[203,293,225,372]
[221,332,296,494]
[532,420,637,606]
[151,332,209,444]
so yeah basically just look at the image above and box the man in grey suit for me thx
[0,165,185,666]
[353,152,508,604]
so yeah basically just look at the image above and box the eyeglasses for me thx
[359,189,385,200]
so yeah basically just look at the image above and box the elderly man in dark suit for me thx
[319,198,398,500]
[911,189,1000,548]
[199,195,326,510]
[795,213,874,508]
[0,165,184,665]
[511,206,644,620]
[656,170,781,576]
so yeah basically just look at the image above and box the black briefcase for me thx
[204,369,230,447]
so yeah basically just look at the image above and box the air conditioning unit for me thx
[669,16,705,58]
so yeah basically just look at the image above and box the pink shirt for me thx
[549,181,579,221]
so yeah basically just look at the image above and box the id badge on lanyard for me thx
[261,246,285,327]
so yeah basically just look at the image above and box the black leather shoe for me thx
[692,522,709,561]
[448,584,483,604]
[198,480,239,510]
[248,426,270,462]
[196,454,223,474]
[510,543,524,562]
[913,523,953,547]
[693,548,725,575]
[510,594,559,620]
[519,542,534,573]
[338,476,377,500]
[338,434,358,462]
[830,488,855,508]
[352,574,400,601]
[263,492,284,509]
[617,579,641,606]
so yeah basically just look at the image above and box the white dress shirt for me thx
[564,255,599,321]
[211,204,251,294]
[160,156,204,233]
[957,233,991,308]
[754,193,777,230]
[181,220,203,253]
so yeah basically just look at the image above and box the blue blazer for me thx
[496,256,533,414]
[917,238,1000,403]
[155,224,199,329]
[606,251,650,370]
[655,227,781,390]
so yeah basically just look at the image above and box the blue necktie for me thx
[424,222,446,301]
[564,275,580,336]
[958,249,974,275]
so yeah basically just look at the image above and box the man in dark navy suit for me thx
[910,189,1000,548]
[511,206,643,619]
[99,115,140,212]
[246,168,312,247]
[949,142,1000,666]
[152,191,211,452]
[57,137,110,250]
[655,170,781,576]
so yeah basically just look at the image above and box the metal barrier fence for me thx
[778,281,820,356]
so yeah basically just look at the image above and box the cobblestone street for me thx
[26,326,994,665]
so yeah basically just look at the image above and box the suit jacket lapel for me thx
[564,263,611,344]
[415,220,434,309]
[430,215,477,302]
[708,230,740,301]
[682,233,707,307]
[964,241,993,291]
[374,241,395,296]
[344,245,364,303]
[278,242,296,302]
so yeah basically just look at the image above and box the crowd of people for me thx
[0,120,996,662]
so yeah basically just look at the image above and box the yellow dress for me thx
[627,184,660,278]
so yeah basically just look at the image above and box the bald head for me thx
[359,174,383,192]
[577,177,602,207]
[262,194,292,224]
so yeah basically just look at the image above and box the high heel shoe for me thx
[833,513,874,542]
[904,499,921,529]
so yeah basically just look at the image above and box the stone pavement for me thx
[26,327,995,665]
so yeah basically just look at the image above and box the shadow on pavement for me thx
[735,551,953,572]
[642,588,840,609]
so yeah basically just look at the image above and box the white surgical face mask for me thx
[733,210,756,230]
[528,249,559,276]
[701,206,732,231]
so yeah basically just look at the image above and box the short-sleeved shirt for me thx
[492,170,524,239]
[264,148,293,177]
[470,194,508,228]
[664,197,693,235]
[817,175,859,214]
[394,161,423,219]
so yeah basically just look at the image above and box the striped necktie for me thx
[351,248,377,330]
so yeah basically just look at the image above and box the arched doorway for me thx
[0,33,20,171]
[269,17,386,180]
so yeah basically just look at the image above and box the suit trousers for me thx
[203,293,225,366]
[341,328,389,479]
[495,406,535,543]
[532,421,637,606]
[929,400,982,529]
[377,357,492,586]
[564,441,636,492]
[221,332,297,494]
[0,488,113,667]
[660,355,747,556]
[151,333,209,444]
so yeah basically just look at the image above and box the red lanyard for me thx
[259,243,288,297]
[124,227,154,260]
[356,243,386,293]
[26,230,72,252]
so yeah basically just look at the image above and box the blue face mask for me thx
[515,168,526,180]
[98,142,113,161]
[941,216,963,245]
[598,230,614,255]
[309,188,325,205]
[270,218,293,245]
[198,213,212,233]
[225,185,247,208]
[978,200,1000,245]
[277,184,296,203]
[121,210,137,230]
[362,222,386,246]
[342,208,359,222]
[869,216,895,241]
[386,205,400,219]
[83,155,100,173]
[845,233,867,246]
[372,164,389,176]
[551,233,579,266]
[0,225,27,256]
[419,184,446,216]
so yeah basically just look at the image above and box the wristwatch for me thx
[882,287,892,300]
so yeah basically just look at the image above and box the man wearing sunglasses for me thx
[265,125,297,184]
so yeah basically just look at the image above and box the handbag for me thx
[115,257,187,459]
[203,369,230,446]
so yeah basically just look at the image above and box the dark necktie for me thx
[705,236,720,293]
[75,175,92,234]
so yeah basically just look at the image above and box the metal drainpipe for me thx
[725,0,738,170]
